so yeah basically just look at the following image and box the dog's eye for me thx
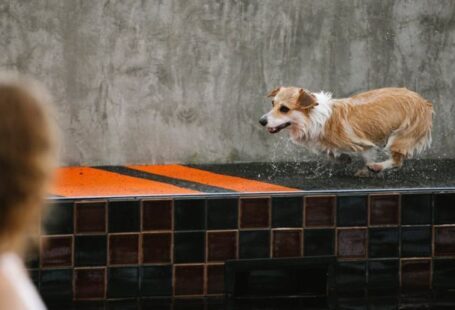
[280,106,290,113]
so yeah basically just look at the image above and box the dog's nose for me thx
[259,116,268,126]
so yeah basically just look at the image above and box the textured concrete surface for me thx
[1,0,454,165]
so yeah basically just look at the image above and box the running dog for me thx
[259,87,433,176]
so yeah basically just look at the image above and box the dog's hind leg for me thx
[355,148,378,177]
[367,151,405,173]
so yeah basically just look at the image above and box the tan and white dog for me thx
[259,87,433,176]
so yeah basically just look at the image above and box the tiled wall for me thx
[31,192,455,303]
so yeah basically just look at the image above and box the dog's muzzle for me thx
[267,122,291,134]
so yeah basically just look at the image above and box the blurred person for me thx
[0,73,58,310]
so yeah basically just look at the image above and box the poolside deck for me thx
[52,159,455,198]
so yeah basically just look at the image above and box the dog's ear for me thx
[266,87,281,98]
[297,88,318,109]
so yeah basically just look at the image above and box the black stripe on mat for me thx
[95,166,235,193]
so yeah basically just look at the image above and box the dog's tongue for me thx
[268,127,278,133]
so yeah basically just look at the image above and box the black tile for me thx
[368,260,399,292]
[401,227,431,257]
[272,197,303,228]
[207,198,238,230]
[174,199,205,231]
[401,194,432,225]
[368,228,399,258]
[43,202,74,234]
[29,269,40,289]
[433,259,455,290]
[337,196,368,227]
[107,267,139,298]
[239,230,270,259]
[435,194,455,224]
[40,269,73,302]
[141,299,172,310]
[75,235,107,267]
[304,229,334,257]
[334,261,366,297]
[106,300,139,310]
[174,232,205,263]
[108,200,140,232]
[26,248,40,269]
[141,265,172,297]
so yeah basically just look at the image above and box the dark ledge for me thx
[189,159,455,192]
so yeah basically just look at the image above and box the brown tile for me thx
[401,260,431,293]
[272,230,302,258]
[41,236,73,267]
[109,234,139,265]
[174,265,204,296]
[337,229,367,258]
[240,198,270,228]
[207,231,237,262]
[369,195,399,225]
[75,201,107,233]
[435,227,455,256]
[75,268,106,300]
[305,196,336,227]
[142,200,172,231]
[142,233,172,263]
[207,264,224,295]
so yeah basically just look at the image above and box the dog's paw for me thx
[367,163,383,173]
[354,167,371,177]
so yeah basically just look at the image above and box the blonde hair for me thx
[0,72,58,255]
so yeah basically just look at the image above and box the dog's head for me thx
[259,86,318,134]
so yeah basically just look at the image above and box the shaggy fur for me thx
[259,87,433,176]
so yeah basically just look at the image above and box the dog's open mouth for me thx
[267,122,291,134]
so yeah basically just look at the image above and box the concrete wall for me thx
[1,0,454,165]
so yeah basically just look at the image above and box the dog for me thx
[259,87,433,176]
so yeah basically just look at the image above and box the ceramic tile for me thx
[304,229,335,256]
[272,197,303,228]
[337,196,368,227]
[207,231,237,262]
[142,233,172,263]
[107,267,139,298]
[337,229,367,258]
[174,231,205,263]
[207,198,238,230]
[305,196,335,227]
[75,201,106,233]
[74,268,105,300]
[240,198,270,229]
[75,235,107,267]
[41,236,73,268]
[239,230,270,259]
[369,195,399,226]
[272,230,302,258]
[142,200,172,231]
[141,265,172,297]
[108,201,140,233]
[174,199,205,231]
[174,265,204,296]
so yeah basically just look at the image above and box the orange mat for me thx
[53,167,200,198]
[129,164,298,193]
